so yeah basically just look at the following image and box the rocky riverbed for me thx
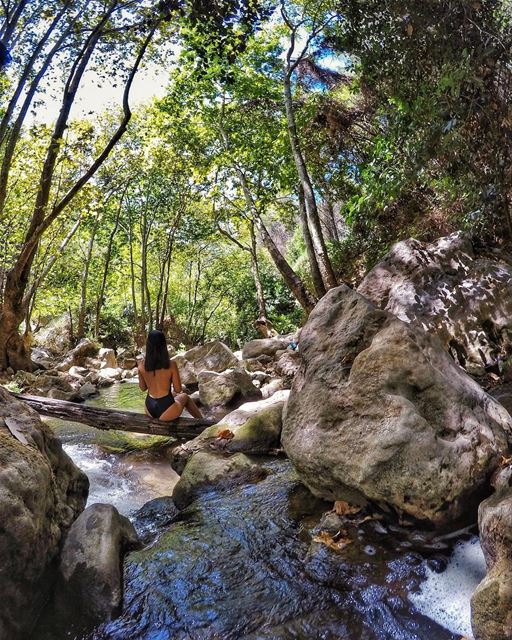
[22,383,484,640]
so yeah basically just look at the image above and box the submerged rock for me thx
[471,468,512,640]
[358,232,512,373]
[282,285,512,528]
[0,387,88,640]
[94,459,452,640]
[55,504,140,630]
[172,451,266,509]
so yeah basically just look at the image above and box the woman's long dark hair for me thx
[145,330,170,372]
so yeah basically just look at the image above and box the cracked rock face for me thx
[0,387,89,639]
[358,232,512,373]
[282,286,512,527]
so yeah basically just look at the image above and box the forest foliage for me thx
[0,0,511,368]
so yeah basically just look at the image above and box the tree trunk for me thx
[76,214,100,341]
[249,221,267,319]
[283,72,337,290]
[12,393,215,437]
[0,20,153,370]
[256,217,316,313]
[95,194,124,338]
[298,185,326,299]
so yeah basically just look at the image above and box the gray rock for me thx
[78,381,97,399]
[132,497,180,545]
[261,378,286,399]
[471,481,512,640]
[244,355,274,372]
[171,355,198,385]
[172,451,266,509]
[55,504,140,628]
[98,347,118,369]
[0,387,88,639]
[57,338,99,372]
[242,337,290,360]
[358,232,512,373]
[275,350,301,379]
[183,341,239,374]
[198,368,262,408]
[170,391,289,473]
[282,285,512,527]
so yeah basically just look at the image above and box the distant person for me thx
[138,330,203,421]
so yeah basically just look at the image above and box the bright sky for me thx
[31,61,169,125]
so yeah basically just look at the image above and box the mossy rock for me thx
[94,430,175,454]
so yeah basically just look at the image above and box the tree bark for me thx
[11,393,215,437]
[256,217,316,313]
[283,62,337,290]
[76,213,100,341]
[298,184,326,299]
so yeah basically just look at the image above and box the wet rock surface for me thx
[55,504,140,631]
[172,450,267,509]
[93,459,456,640]
[0,387,88,640]
[282,285,512,527]
[132,496,180,545]
[358,232,512,374]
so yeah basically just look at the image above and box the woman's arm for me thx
[138,362,147,391]
[171,360,182,394]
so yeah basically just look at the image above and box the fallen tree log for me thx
[11,393,216,438]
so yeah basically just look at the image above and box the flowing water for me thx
[39,384,485,640]
[47,382,179,515]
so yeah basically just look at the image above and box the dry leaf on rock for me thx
[216,429,235,440]
[313,530,353,552]
[333,500,361,516]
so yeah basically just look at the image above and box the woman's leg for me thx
[157,393,203,421]
[184,395,203,419]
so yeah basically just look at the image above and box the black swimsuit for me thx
[145,393,175,419]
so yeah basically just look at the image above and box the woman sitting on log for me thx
[138,330,203,421]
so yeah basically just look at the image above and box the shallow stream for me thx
[38,384,485,640]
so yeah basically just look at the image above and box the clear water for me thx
[46,382,179,515]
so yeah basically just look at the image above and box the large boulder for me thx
[99,347,118,369]
[198,368,262,408]
[242,337,290,360]
[172,451,266,509]
[183,341,238,375]
[0,387,88,639]
[358,232,512,373]
[55,504,140,630]
[471,467,512,640]
[170,391,289,473]
[171,355,198,386]
[57,338,99,372]
[282,285,512,528]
